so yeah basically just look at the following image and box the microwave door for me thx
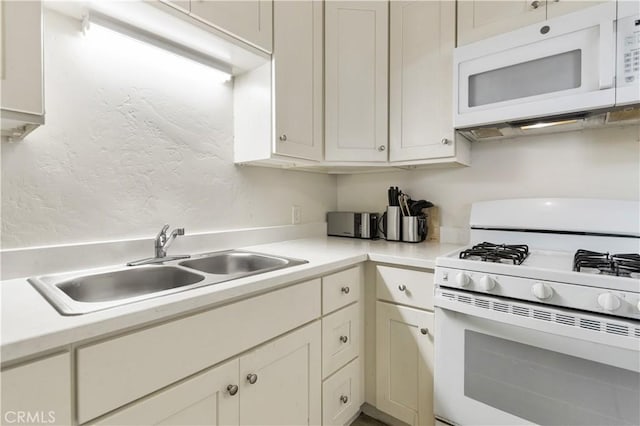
[454,2,616,128]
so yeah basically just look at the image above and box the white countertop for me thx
[1,237,461,364]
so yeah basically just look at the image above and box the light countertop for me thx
[1,237,461,364]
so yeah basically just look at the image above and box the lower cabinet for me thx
[0,352,72,426]
[93,321,321,426]
[322,358,362,426]
[376,301,434,426]
[93,359,240,425]
[239,321,321,425]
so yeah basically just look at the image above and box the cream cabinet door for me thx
[325,1,388,162]
[239,321,321,425]
[389,0,455,162]
[189,0,273,52]
[457,0,547,46]
[93,359,240,426]
[160,0,190,13]
[1,0,43,115]
[1,353,72,426]
[376,302,434,426]
[273,0,323,161]
[546,0,606,18]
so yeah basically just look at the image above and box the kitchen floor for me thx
[350,413,388,426]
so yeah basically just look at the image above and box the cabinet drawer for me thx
[323,266,362,314]
[376,265,434,310]
[322,357,362,426]
[322,303,361,378]
[77,279,321,423]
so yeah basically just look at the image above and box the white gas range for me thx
[433,198,640,426]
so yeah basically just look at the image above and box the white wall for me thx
[337,126,640,240]
[0,10,336,249]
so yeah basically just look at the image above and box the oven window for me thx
[464,330,640,425]
[468,50,582,107]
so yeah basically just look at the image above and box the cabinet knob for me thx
[340,395,349,404]
[378,145,386,152]
[531,0,542,9]
[341,286,350,294]
[440,138,451,145]
[398,284,407,292]
[246,373,258,384]
[339,335,348,344]
[279,134,287,142]
[227,384,239,396]
[420,328,429,335]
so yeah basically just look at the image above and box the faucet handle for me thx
[156,224,170,240]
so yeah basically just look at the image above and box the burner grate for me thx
[574,250,640,277]
[459,242,529,265]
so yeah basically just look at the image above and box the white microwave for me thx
[454,0,640,130]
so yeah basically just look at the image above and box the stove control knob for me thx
[637,300,640,313]
[598,293,621,311]
[479,275,496,291]
[531,282,553,300]
[455,273,470,287]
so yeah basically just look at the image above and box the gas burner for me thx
[459,242,529,265]
[574,250,640,277]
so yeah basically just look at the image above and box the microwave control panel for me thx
[616,10,640,104]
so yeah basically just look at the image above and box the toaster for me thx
[327,212,379,239]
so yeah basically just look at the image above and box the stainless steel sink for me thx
[29,250,307,315]
[179,251,303,275]
[56,266,204,303]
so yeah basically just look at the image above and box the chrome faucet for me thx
[155,224,184,258]
[127,224,190,266]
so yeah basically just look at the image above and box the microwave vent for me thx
[471,128,504,139]
[606,107,640,123]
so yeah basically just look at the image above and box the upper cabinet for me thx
[546,0,606,19]
[189,0,273,52]
[234,0,323,166]
[1,0,44,141]
[272,0,323,161]
[457,0,547,46]
[457,0,606,46]
[325,1,389,162]
[389,0,467,164]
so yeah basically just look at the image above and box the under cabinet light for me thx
[84,10,232,79]
[519,119,579,130]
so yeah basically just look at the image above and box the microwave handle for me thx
[599,19,615,90]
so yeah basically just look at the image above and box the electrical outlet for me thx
[292,205,301,224]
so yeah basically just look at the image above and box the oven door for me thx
[434,289,640,426]
[454,1,616,128]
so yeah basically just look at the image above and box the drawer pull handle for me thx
[420,328,429,335]
[340,395,349,404]
[339,335,348,344]
[398,284,407,291]
[341,286,350,294]
[227,384,238,396]
[246,373,258,384]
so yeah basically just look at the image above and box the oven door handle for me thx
[435,295,639,351]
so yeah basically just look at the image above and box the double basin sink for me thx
[29,251,308,315]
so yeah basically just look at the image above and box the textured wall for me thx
[1,10,336,249]
[337,126,640,236]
